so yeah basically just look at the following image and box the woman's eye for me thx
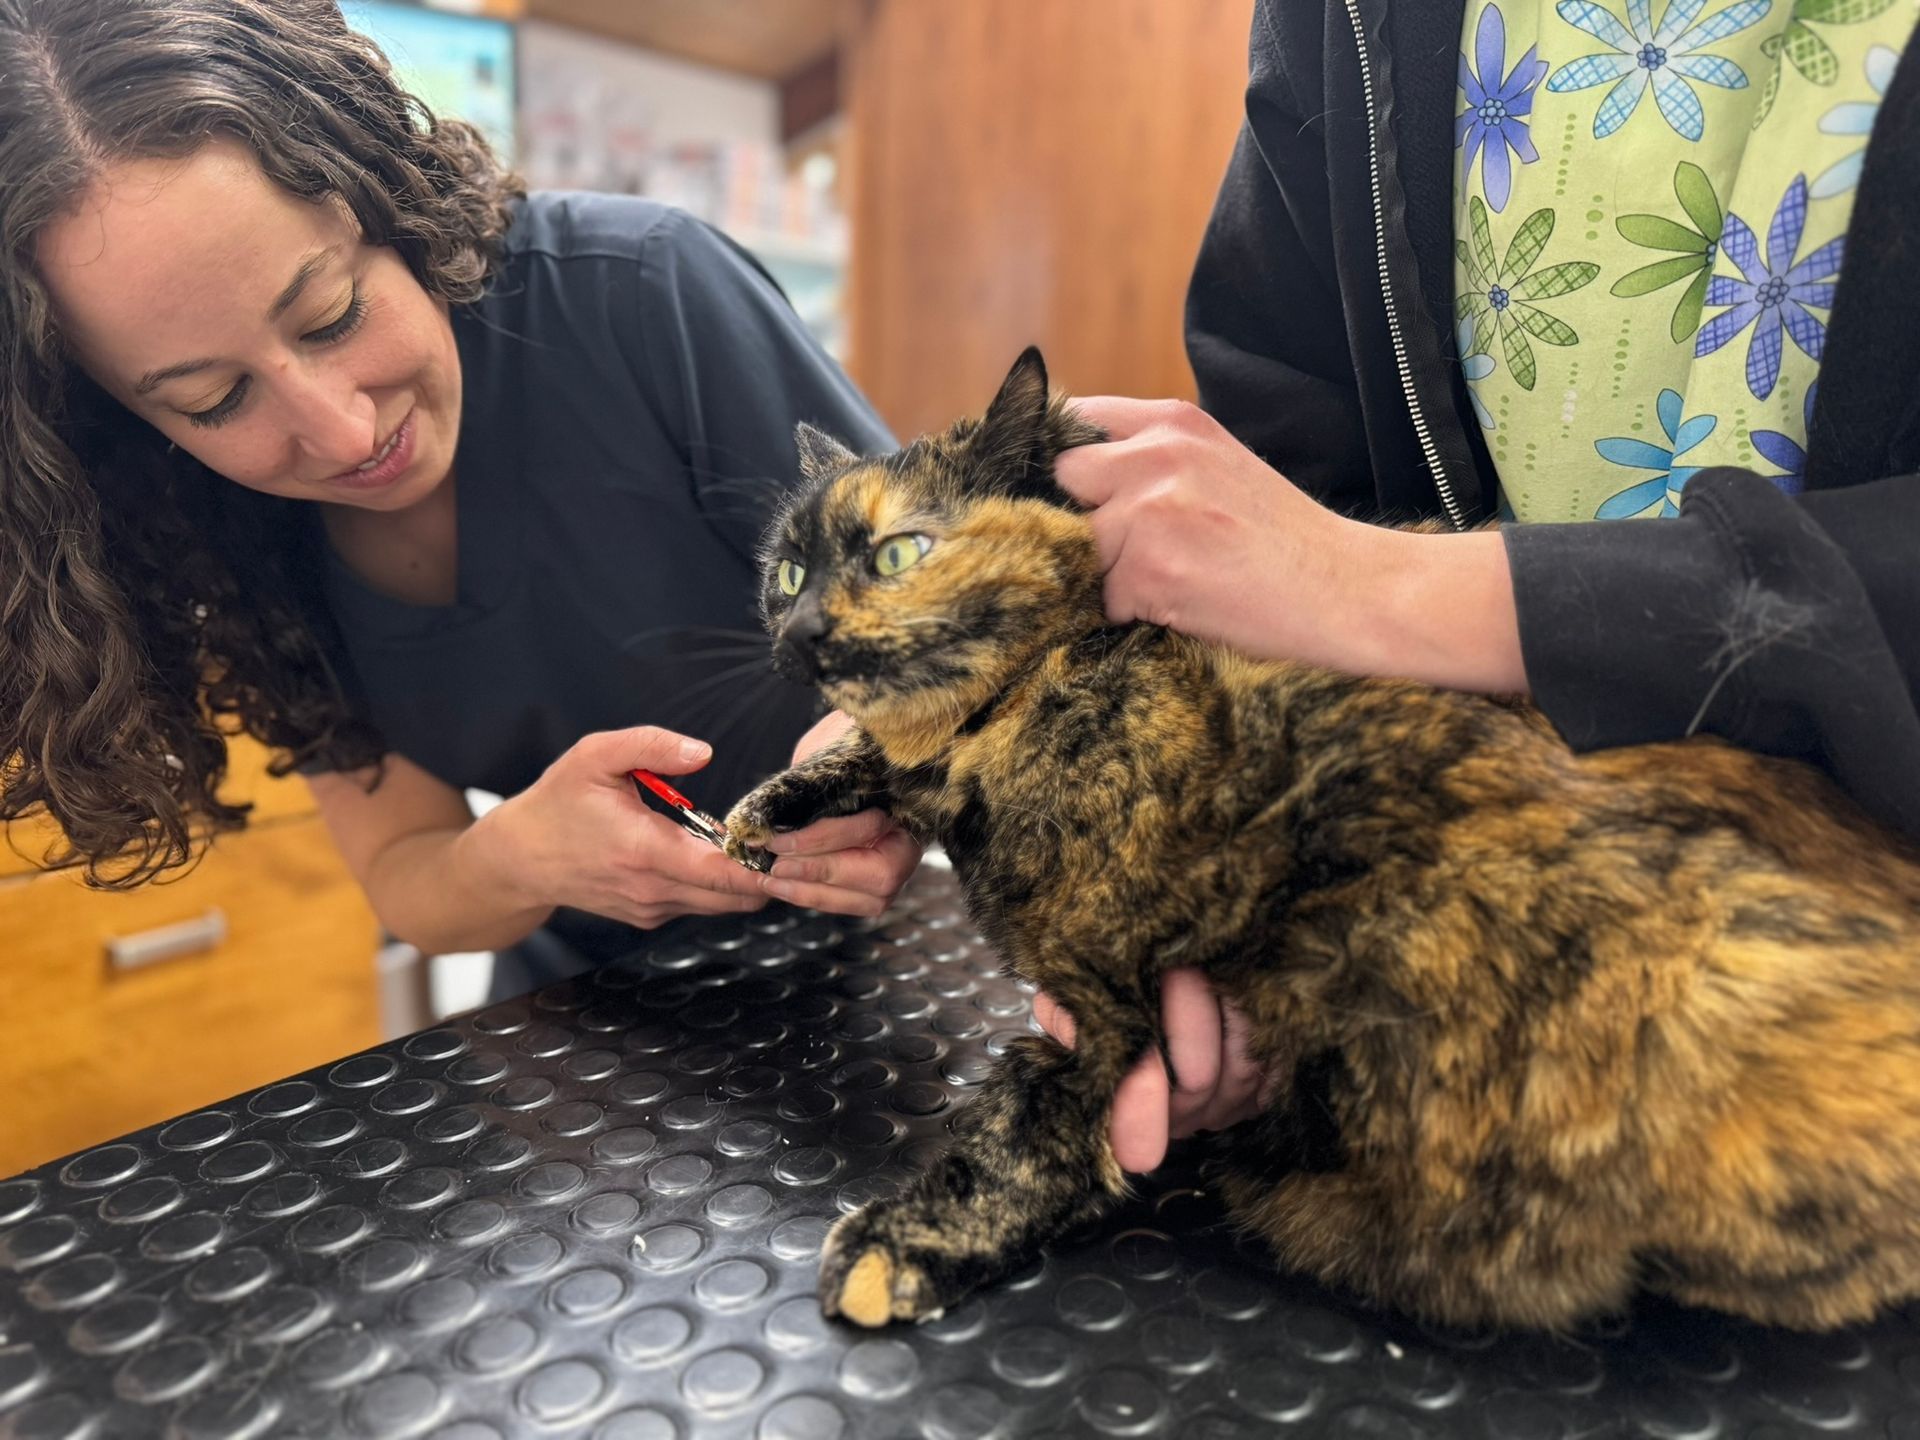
[183,379,250,429]
[304,285,367,344]
[177,285,364,430]
[873,533,933,577]
[778,559,807,596]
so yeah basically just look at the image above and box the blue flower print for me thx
[1749,383,1816,494]
[1695,173,1843,400]
[1459,4,1550,211]
[1809,45,1898,198]
[1594,389,1718,517]
[1457,315,1499,430]
[1548,0,1772,141]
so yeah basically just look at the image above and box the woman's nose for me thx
[283,363,377,472]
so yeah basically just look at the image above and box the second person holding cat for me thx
[1046,0,1920,1173]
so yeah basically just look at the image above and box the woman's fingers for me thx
[761,880,890,918]
[1110,1050,1171,1174]
[1161,968,1223,1098]
[764,807,894,856]
[1032,990,1076,1047]
[762,824,920,917]
[661,827,776,901]
[1039,971,1274,1174]
[577,724,713,780]
[790,709,857,764]
[767,826,914,892]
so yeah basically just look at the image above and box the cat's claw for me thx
[721,829,768,868]
[721,796,777,867]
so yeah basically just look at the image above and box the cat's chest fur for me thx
[875,623,1424,970]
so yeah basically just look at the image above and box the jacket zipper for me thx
[1341,0,1468,531]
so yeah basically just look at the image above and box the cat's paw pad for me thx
[818,1211,942,1326]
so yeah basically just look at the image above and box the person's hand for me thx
[759,710,923,919]
[1053,396,1358,665]
[1032,970,1273,1173]
[474,725,768,930]
[1053,396,1526,692]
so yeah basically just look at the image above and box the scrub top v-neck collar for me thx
[322,302,525,637]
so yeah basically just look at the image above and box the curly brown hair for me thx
[0,0,523,886]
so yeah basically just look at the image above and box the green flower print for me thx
[1754,0,1900,126]
[1456,196,1602,391]
[1611,161,1725,341]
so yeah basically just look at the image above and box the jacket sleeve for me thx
[634,209,896,567]
[1505,469,1920,839]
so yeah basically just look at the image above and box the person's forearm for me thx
[1344,521,1529,695]
[362,809,555,954]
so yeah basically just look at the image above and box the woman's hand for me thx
[1033,972,1273,1173]
[759,710,923,919]
[468,725,768,930]
[1054,396,1526,693]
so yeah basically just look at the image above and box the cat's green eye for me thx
[873,533,933,577]
[777,560,807,596]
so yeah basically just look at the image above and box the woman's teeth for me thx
[356,428,402,472]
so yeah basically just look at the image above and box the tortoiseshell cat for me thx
[724,348,1920,1332]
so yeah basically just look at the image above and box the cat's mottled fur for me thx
[725,348,1920,1331]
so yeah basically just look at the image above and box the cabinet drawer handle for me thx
[106,908,229,971]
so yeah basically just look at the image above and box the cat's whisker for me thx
[697,672,793,783]
[662,658,785,719]
[635,644,774,664]
[624,623,772,646]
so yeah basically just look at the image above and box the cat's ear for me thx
[979,347,1050,446]
[795,422,857,482]
[969,347,1054,495]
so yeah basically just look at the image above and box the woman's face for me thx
[36,139,461,512]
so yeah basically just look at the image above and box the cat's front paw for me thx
[819,1204,965,1327]
[721,786,783,866]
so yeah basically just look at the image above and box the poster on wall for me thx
[340,2,517,163]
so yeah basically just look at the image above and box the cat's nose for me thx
[776,630,819,681]
[776,597,829,680]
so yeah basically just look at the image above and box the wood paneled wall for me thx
[841,0,1256,440]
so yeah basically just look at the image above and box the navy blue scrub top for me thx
[319,192,894,992]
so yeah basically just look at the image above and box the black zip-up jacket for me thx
[1188,0,1920,840]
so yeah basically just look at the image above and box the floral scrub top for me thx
[1453,0,1917,522]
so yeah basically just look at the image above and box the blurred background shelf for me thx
[521,0,840,81]
[361,0,1254,406]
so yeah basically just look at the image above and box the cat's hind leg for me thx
[1208,1110,1642,1330]
[820,1024,1144,1325]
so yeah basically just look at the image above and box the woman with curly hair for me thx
[0,0,917,996]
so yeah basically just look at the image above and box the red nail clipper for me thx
[630,769,774,873]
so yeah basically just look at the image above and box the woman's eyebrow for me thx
[132,244,343,396]
[266,244,341,322]
[134,356,219,397]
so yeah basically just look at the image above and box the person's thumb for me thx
[588,725,712,779]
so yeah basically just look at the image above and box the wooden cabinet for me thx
[0,738,381,1176]
[840,0,1257,439]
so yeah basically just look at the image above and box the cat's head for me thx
[758,347,1106,734]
